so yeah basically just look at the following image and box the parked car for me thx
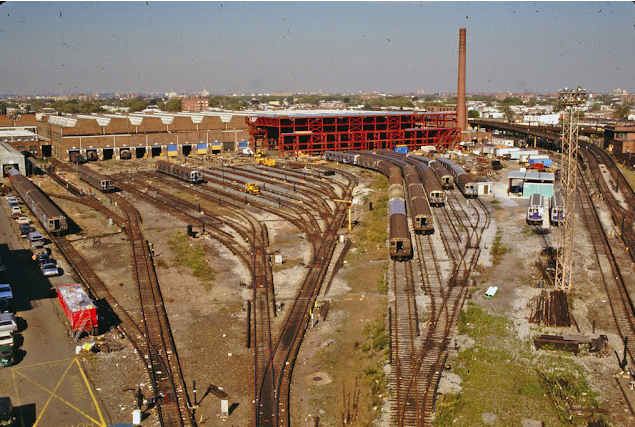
[15,216,29,225]
[5,197,18,205]
[0,330,13,347]
[28,232,44,248]
[0,345,15,367]
[19,224,32,238]
[0,313,17,333]
[40,263,60,277]
[0,285,12,313]
[34,253,55,266]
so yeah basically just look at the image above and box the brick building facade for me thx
[0,112,249,161]
[181,98,209,112]
[604,125,635,167]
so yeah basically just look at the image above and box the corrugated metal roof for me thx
[509,170,555,181]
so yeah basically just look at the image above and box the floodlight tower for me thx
[555,86,587,292]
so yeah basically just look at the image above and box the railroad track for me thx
[255,172,358,426]
[582,143,635,263]
[110,165,350,426]
[392,189,490,426]
[116,194,194,426]
[390,259,422,426]
[577,166,635,364]
[44,160,195,426]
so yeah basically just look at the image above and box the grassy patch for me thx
[490,227,510,265]
[436,304,606,426]
[355,176,389,256]
[489,199,502,211]
[168,231,215,289]
[359,317,389,409]
[617,163,635,193]
[377,261,389,294]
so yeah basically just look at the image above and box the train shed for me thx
[247,110,460,157]
[507,170,555,198]
[0,140,26,177]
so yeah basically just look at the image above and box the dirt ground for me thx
[28,155,635,426]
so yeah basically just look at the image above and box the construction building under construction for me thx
[247,110,460,157]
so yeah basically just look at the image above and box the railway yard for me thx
[1,142,635,427]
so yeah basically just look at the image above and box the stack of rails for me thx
[403,165,434,234]
[550,191,564,226]
[7,168,68,233]
[436,157,478,198]
[156,160,203,183]
[77,165,115,192]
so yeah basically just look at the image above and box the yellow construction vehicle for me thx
[256,158,276,167]
[254,149,264,158]
[243,183,260,195]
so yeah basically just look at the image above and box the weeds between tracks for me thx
[436,304,604,426]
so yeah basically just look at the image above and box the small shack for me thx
[507,170,554,198]
[0,141,26,177]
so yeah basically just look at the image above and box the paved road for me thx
[0,194,110,427]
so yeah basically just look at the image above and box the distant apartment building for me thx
[523,114,559,126]
[621,94,635,104]
[182,98,209,113]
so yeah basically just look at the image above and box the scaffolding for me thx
[247,111,459,157]
[555,87,587,292]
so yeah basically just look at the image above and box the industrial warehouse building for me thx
[0,109,461,162]
[35,111,250,161]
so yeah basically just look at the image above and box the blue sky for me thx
[1,1,634,95]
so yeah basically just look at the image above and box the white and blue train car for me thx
[527,193,545,225]
[550,191,565,226]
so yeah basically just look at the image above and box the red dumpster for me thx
[57,284,98,335]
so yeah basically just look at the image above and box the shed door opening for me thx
[135,147,147,159]
[103,148,114,160]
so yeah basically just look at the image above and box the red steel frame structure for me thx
[247,111,459,157]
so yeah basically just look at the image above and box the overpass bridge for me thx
[469,119,604,144]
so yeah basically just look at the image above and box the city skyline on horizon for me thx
[1,2,634,96]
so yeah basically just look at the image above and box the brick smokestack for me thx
[457,28,467,132]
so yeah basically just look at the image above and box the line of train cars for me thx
[386,165,413,260]
[435,157,478,198]
[7,168,68,234]
[155,160,204,183]
[77,165,115,192]
[325,150,450,260]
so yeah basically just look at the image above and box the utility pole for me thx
[555,86,586,292]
